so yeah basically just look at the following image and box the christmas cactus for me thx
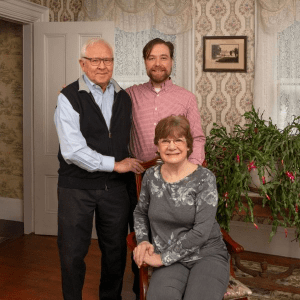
[205,106,300,241]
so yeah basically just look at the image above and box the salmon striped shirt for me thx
[126,79,206,164]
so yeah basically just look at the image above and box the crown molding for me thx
[0,0,49,24]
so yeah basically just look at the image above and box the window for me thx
[277,21,300,129]
[254,1,300,129]
[113,27,195,92]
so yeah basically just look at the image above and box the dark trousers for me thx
[57,185,130,300]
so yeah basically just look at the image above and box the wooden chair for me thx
[127,158,252,300]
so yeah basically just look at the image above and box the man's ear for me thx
[79,59,85,71]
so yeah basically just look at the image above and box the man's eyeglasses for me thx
[159,138,186,146]
[83,57,114,66]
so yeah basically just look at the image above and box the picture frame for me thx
[203,36,247,72]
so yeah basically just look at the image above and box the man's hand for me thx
[133,241,154,268]
[114,158,144,174]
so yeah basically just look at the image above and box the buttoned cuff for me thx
[101,156,115,172]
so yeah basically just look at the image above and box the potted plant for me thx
[205,106,300,241]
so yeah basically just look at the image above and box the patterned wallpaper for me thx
[0,0,255,200]
[195,0,255,135]
[0,19,23,199]
[29,0,82,22]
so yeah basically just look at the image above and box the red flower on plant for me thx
[247,161,257,171]
[266,194,271,201]
[262,176,266,185]
[253,223,258,229]
[285,228,288,238]
[285,171,295,182]
[236,154,240,163]
[224,192,229,199]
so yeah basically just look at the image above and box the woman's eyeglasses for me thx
[159,138,186,146]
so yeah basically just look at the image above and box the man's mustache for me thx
[151,66,166,72]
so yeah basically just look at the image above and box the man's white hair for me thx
[80,38,114,58]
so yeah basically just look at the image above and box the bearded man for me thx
[126,38,206,166]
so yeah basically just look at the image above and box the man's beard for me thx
[147,66,171,84]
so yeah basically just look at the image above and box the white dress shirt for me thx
[54,74,115,172]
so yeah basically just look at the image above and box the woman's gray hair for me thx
[80,38,114,58]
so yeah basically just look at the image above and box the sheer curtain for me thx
[254,0,300,129]
[78,0,195,91]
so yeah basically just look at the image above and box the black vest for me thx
[57,79,132,190]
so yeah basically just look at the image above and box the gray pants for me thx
[147,252,230,300]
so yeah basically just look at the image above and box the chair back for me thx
[135,157,161,200]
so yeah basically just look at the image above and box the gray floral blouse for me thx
[134,165,228,266]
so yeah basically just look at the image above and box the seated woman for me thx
[133,115,230,300]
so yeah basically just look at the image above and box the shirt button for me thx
[157,94,159,96]
[154,123,157,126]
[155,107,157,110]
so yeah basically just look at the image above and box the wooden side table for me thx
[232,193,300,294]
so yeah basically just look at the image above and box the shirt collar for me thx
[146,77,173,92]
[83,74,113,94]
[78,74,122,94]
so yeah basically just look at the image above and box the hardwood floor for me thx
[0,234,135,300]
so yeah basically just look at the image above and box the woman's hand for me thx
[143,252,163,268]
[133,241,154,268]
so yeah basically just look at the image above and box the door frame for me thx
[0,0,49,234]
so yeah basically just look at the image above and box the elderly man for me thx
[54,38,144,300]
[126,38,206,165]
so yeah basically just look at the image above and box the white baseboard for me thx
[229,220,300,259]
[0,197,23,222]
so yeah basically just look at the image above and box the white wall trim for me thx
[0,0,49,234]
[229,220,300,259]
[0,0,49,23]
[0,197,23,222]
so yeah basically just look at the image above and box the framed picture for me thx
[203,36,247,72]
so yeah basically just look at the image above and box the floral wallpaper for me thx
[0,19,23,199]
[28,0,82,21]
[195,0,255,135]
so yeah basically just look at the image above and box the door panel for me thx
[34,22,114,235]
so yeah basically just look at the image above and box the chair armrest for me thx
[127,232,150,300]
[139,264,149,299]
[221,228,244,254]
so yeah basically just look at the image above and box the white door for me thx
[34,22,114,235]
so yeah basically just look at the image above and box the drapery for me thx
[254,0,300,128]
[78,0,194,34]
[113,28,194,92]
[258,0,300,33]
[78,0,195,92]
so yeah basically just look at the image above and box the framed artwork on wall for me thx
[203,36,247,72]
